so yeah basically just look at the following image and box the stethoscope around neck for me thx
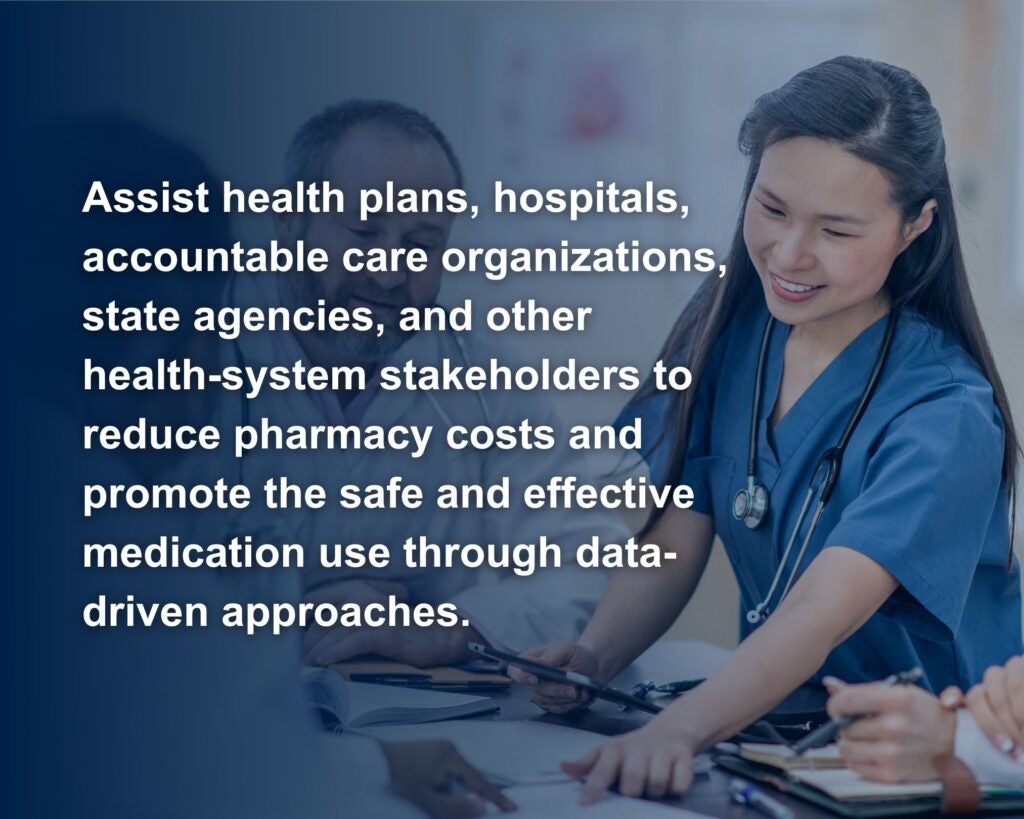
[735,309,899,625]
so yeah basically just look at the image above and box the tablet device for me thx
[469,642,663,714]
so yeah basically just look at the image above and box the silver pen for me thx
[729,778,795,819]
[791,666,924,755]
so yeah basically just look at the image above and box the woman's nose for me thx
[772,227,815,271]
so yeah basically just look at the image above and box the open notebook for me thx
[740,741,845,770]
[301,667,498,731]
[736,742,1024,802]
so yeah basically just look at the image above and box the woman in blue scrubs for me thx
[511,55,1022,801]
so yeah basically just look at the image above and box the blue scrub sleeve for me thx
[824,387,1005,641]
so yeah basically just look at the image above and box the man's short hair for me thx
[285,99,463,188]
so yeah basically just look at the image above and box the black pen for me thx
[790,666,923,756]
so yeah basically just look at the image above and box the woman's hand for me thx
[561,724,697,803]
[506,641,601,714]
[961,656,1024,760]
[826,677,957,782]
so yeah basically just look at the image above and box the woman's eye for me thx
[823,229,854,238]
[760,201,785,217]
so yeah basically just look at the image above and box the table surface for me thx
[484,684,949,819]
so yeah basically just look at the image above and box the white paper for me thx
[363,719,605,785]
[502,781,711,817]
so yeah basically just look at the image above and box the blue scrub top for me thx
[623,293,1022,692]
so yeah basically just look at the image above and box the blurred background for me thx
[5,0,1022,648]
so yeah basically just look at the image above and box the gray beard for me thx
[319,321,413,362]
[282,271,417,363]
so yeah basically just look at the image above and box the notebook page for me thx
[740,742,842,769]
[791,768,942,801]
[346,681,490,725]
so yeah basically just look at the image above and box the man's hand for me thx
[506,641,601,714]
[301,578,407,659]
[382,740,516,818]
[300,579,483,666]
[826,677,957,782]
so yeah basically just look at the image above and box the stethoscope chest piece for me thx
[732,477,769,530]
[738,309,898,627]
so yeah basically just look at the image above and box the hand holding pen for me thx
[820,667,967,782]
[792,667,923,755]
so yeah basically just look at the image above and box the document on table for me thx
[363,718,712,790]
[612,639,731,690]
[363,719,604,785]
[503,781,711,818]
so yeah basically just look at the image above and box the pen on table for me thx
[790,666,924,756]
[729,778,794,819]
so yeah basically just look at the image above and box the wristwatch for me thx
[932,754,981,814]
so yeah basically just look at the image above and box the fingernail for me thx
[998,734,1014,753]
[822,676,842,687]
[940,691,959,708]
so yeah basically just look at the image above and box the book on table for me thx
[302,666,499,731]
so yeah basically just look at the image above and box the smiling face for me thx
[743,136,923,333]
[278,122,457,363]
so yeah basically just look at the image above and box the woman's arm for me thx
[511,505,714,710]
[581,506,715,680]
[567,545,898,802]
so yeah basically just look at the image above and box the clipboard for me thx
[468,642,663,714]
[331,659,510,692]
[713,753,1024,817]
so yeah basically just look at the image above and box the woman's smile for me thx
[769,270,826,302]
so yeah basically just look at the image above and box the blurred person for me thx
[3,116,513,819]
[227,100,626,668]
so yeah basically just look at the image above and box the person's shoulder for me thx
[892,309,993,394]
[443,325,516,364]
[884,308,1002,435]
[424,326,566,419]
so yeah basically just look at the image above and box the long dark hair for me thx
[640,55,1019,542]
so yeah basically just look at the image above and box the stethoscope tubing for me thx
[742,309,899,624]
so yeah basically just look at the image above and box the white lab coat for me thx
[225,272,626,650]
